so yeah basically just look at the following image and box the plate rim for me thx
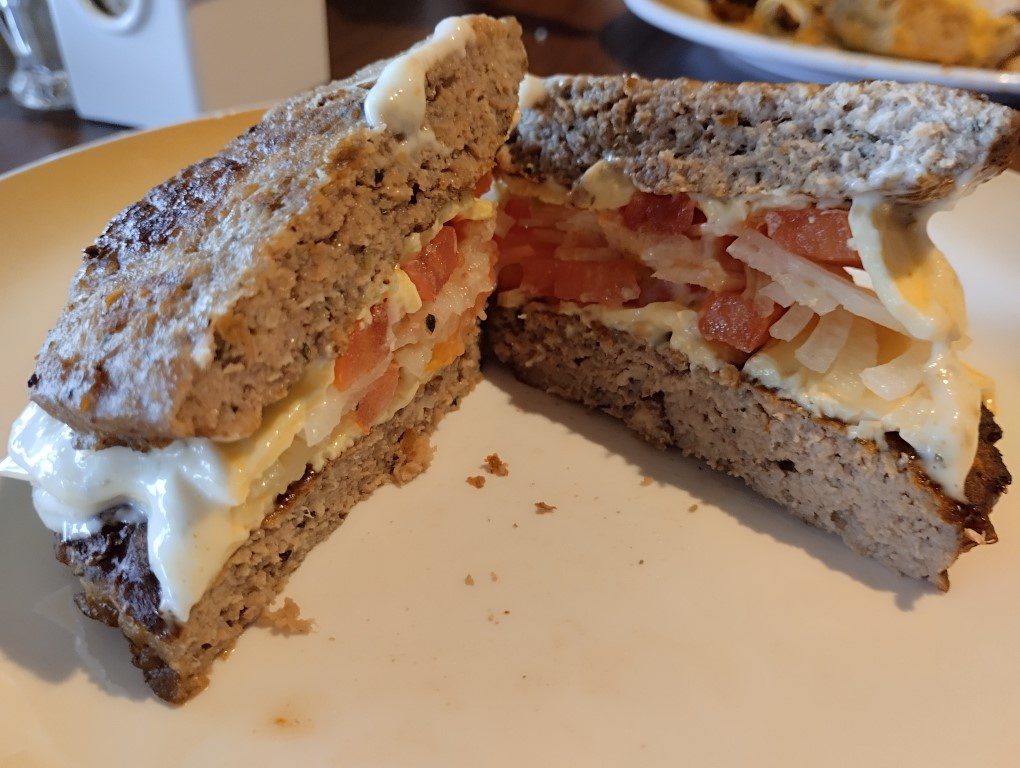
[625,0,1020,93]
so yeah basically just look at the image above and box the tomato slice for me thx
[473,171,493,197]
[354,363,400,430]
[622,192,703,236]
[504,196,532,221]
[334,302,389,391]
[697,291,784,355]
[402,225,460,303]
[757,208,861,267]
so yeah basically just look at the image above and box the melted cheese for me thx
[575,161,636,210]
[518,74,548,110]
[364,17,475,149]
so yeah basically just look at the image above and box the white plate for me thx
[626,0,1020,97]
[1,113,1019,768]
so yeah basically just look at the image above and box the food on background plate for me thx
[488,74,1017,588]
[0,15,526,703]
[670,0,1020,69]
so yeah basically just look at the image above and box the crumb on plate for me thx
[466,475,486,488]
[484,453,509,476]
[256,597,314,635]
[535,501,556,514]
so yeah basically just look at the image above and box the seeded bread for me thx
[57,345,479,703]
[30,15,526,450]
[486,306,1010,587]
[498,75,1020,203]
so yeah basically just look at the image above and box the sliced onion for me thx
[794,308,853,373]
[728,229,905,332]
[758,281,794,308]
[822,317,877,401]
[861,342,931,401]
[769,303,815,341]
[642,236,743,292]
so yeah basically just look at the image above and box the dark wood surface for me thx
[0,0,1016,174]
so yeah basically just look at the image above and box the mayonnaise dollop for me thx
[364,17,475,148]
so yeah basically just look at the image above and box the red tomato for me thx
[473,171,493,197]
[334,303,389,391]
[496,226,558,261]
[636,276,685,305]
[697,291,784,354]
[402,225,460,303]
[355,363,400,429]
[622,192,703,236]
[504,196,532,221]
[759,208,861,267]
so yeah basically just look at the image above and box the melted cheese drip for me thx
[364,17,475,149]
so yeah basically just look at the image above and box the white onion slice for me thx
[860,342,931,401]
[769,303,815,341]
[759,280,794,308]
[728,229,905,332]
[794,308,853,373]
[642,236,743,292]
[822,318,877,401]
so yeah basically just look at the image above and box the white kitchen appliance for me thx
[47,0,330,127]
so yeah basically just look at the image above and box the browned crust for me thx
[485,304,1010,586]
[56,348,480,703]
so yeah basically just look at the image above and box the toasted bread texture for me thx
[30,15,525,449]
[486,305,1010,588]
[499,75,1019,203]
[57,345,480,703]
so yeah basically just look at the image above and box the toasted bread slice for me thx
[486,306,1009,587]
[500,75,1019,202]
[31,15,525,450]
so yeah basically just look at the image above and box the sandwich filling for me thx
[2,194,497,621]
[491,165,989,503]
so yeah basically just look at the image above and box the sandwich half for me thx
[488,75,1016,587]
[1,15,526,703]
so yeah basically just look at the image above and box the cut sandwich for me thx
[488,75,1016,587]
[1,15,526,703]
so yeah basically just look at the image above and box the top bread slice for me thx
[29,15,526,450]
[499,75,1019,202]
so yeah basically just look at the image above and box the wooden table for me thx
[0,0,1016,174]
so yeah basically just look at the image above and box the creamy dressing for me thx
[518,74,548,110]
[575,161,636,210]
[364,17,475,149]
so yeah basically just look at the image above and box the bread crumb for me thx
[466,475,486,488]
[484,453,509,476]
[464,574,475,586]
[256,597,314,635]
[535,501,556,514]
[638,559,644,565]
[688,503,699,513]
[640,476,654,487]
[490,571,498,582]
[393,430,434,485]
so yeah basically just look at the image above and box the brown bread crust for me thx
[56,347,480,703]
[30,15,525,449]
[498,75,1020,203]
[485,305,1010,588]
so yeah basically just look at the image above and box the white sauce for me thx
[575,161,636,210]
[364,17,475,148]
[518,74,548,110]
[2,195,496,622]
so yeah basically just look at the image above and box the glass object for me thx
[0,0,71,110]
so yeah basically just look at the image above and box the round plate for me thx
[1,113,1019,766]
[626,0,1020,97]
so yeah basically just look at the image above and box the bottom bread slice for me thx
[56,346,480,703]
[486,305,1010,587]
